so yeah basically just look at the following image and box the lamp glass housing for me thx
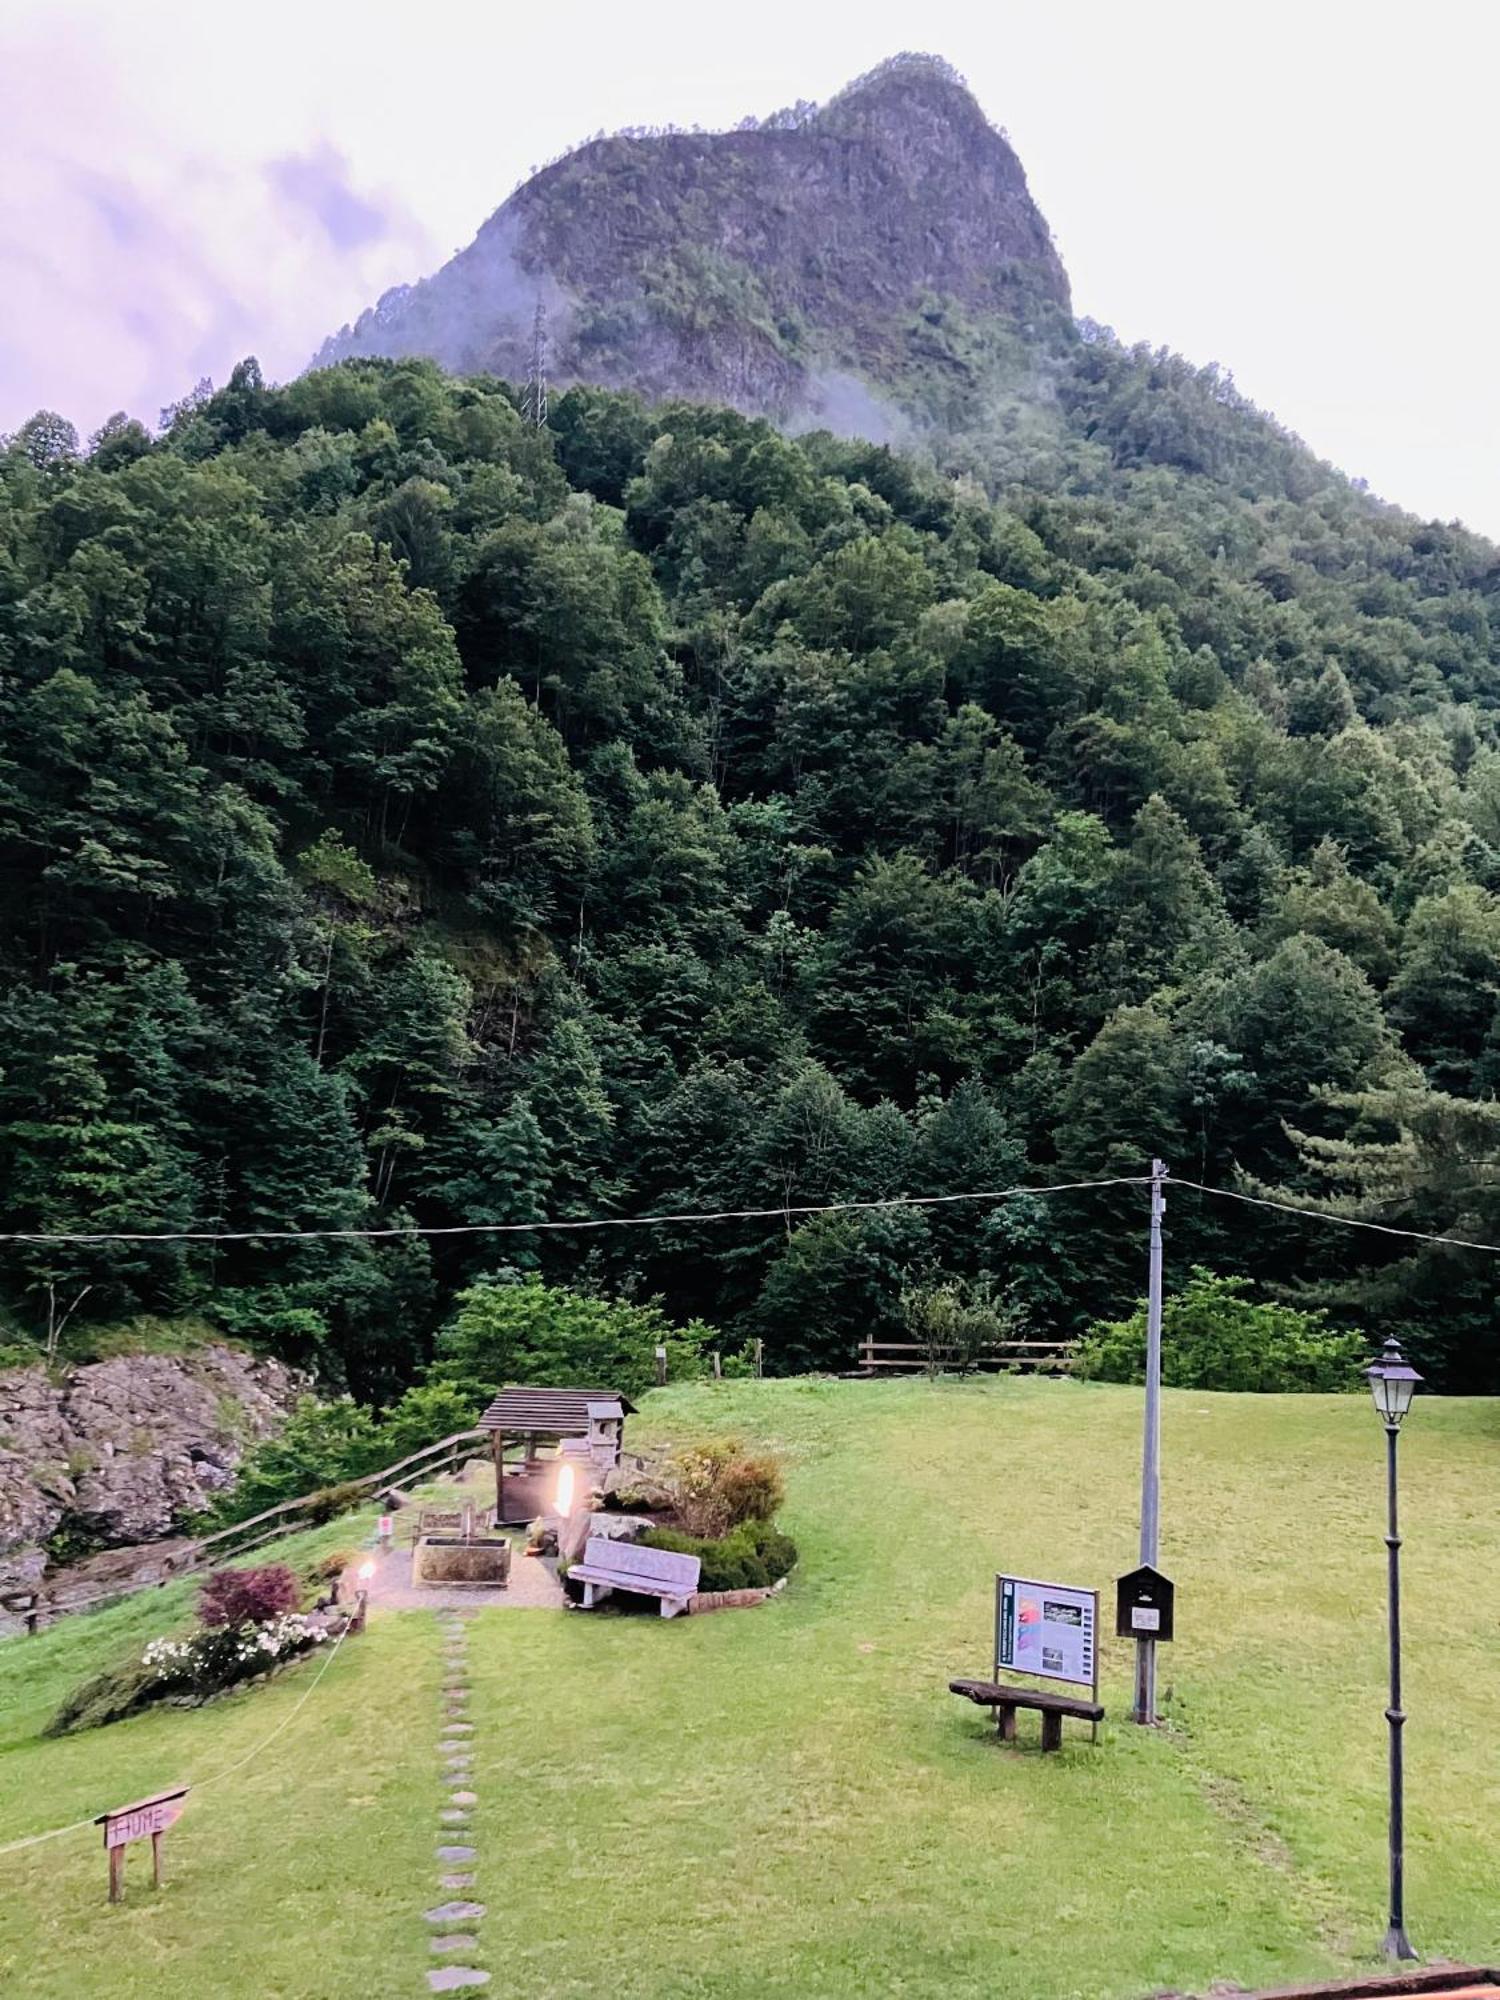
[1367,1340,1422,1426]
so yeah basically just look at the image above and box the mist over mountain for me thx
[316,55,1072,449]
[315,53,1391,518]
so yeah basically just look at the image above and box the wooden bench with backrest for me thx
[948,1677,1105,1751]
[569,1536,701,1618]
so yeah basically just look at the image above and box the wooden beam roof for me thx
[477,1387,635,1435]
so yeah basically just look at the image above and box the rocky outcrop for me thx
[314,53,1069,430]
[0,1345,304,1602]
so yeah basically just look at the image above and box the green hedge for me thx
[642,1518,797,1592]
[1074,1268,1367,1392]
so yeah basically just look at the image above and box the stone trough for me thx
[411,1537,513,1588]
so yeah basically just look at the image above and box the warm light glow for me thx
[357,1559,376,1582]
[555,1461,576,1516]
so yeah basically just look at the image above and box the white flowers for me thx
[142,1612,328,1682]
[142,1636,193,1672]
[231,1612,325,1662]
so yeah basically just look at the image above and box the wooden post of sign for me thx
[151,1830,165,1888]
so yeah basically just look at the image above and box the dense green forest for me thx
[4,348,1500,1396]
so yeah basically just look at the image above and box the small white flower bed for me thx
[139,1611,333,1700]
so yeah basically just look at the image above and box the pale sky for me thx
[3,0,1495,533]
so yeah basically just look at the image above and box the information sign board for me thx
[994,1574,1098,1690]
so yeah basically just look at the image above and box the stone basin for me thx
[412,1537,513,1587]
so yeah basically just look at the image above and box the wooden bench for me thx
[949,1678,1105,1751]
[570,1537,701,1618]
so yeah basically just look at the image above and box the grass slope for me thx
[1,1379,1497,1999]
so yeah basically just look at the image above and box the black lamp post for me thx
[1366,1336,1422,1962]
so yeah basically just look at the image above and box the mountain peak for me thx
[814,52,989,130]
[315,58,1069,434]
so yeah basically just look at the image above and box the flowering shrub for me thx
[143,1612,327,1698]
[197,1563,299,1629]
[48,1603,333,1736]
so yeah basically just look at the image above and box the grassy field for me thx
[0,1377,1497,1999]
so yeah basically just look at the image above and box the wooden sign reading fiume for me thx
[95,1787,188,1902]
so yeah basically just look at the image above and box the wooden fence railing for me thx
[856,1338,1076,1376]
[7,1427,491,1633]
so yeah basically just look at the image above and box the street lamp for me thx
[1366,1337,1422,1961]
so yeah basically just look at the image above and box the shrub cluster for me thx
[197,1563,299,1628]
[643,1518,797,1592]
[664,1436,785,1539]
[145,1612,328,1692]
[46,1562,328,1737]
[1074,1268,1368,1392]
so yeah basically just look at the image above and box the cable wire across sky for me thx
[5,1171,1500,1255]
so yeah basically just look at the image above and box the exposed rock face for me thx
[0,1345,304,1601]
[315,54,1068,429]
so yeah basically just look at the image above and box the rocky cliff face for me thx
[315,54,1069,431]
[0,1346,304,1602]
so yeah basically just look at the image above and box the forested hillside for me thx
[4,356,1500,1395]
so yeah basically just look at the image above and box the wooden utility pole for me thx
[1134,1159,1168,1725]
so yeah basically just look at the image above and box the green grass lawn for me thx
[1,1377,1497,1999]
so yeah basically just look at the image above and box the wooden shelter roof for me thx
[477,1387,635,1435]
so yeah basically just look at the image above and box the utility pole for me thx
[1134,1157,1168,1724]
[523,297,548,429]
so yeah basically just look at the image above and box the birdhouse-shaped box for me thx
[1115,1564,1175,1642]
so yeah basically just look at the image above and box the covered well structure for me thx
[477,1387,634,1524]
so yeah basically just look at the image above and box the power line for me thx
[1173,1176,1500,1257]
[9,1170,1498,1258]
[0,1175,1149,1247]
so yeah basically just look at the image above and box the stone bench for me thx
[569,1537,700,1618]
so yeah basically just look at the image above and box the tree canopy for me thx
[4,358,1500,1390]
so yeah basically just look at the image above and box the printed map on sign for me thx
[995,1574,1097,1688]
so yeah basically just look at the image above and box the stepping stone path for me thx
[422,1614,488,1994]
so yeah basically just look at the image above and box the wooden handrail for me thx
[187,1427,488,1558]
[8,1427,490,1634]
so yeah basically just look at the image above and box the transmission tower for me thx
[523,298,549,428]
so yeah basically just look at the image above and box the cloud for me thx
[266,145,394,252]
[0,27,440,439]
